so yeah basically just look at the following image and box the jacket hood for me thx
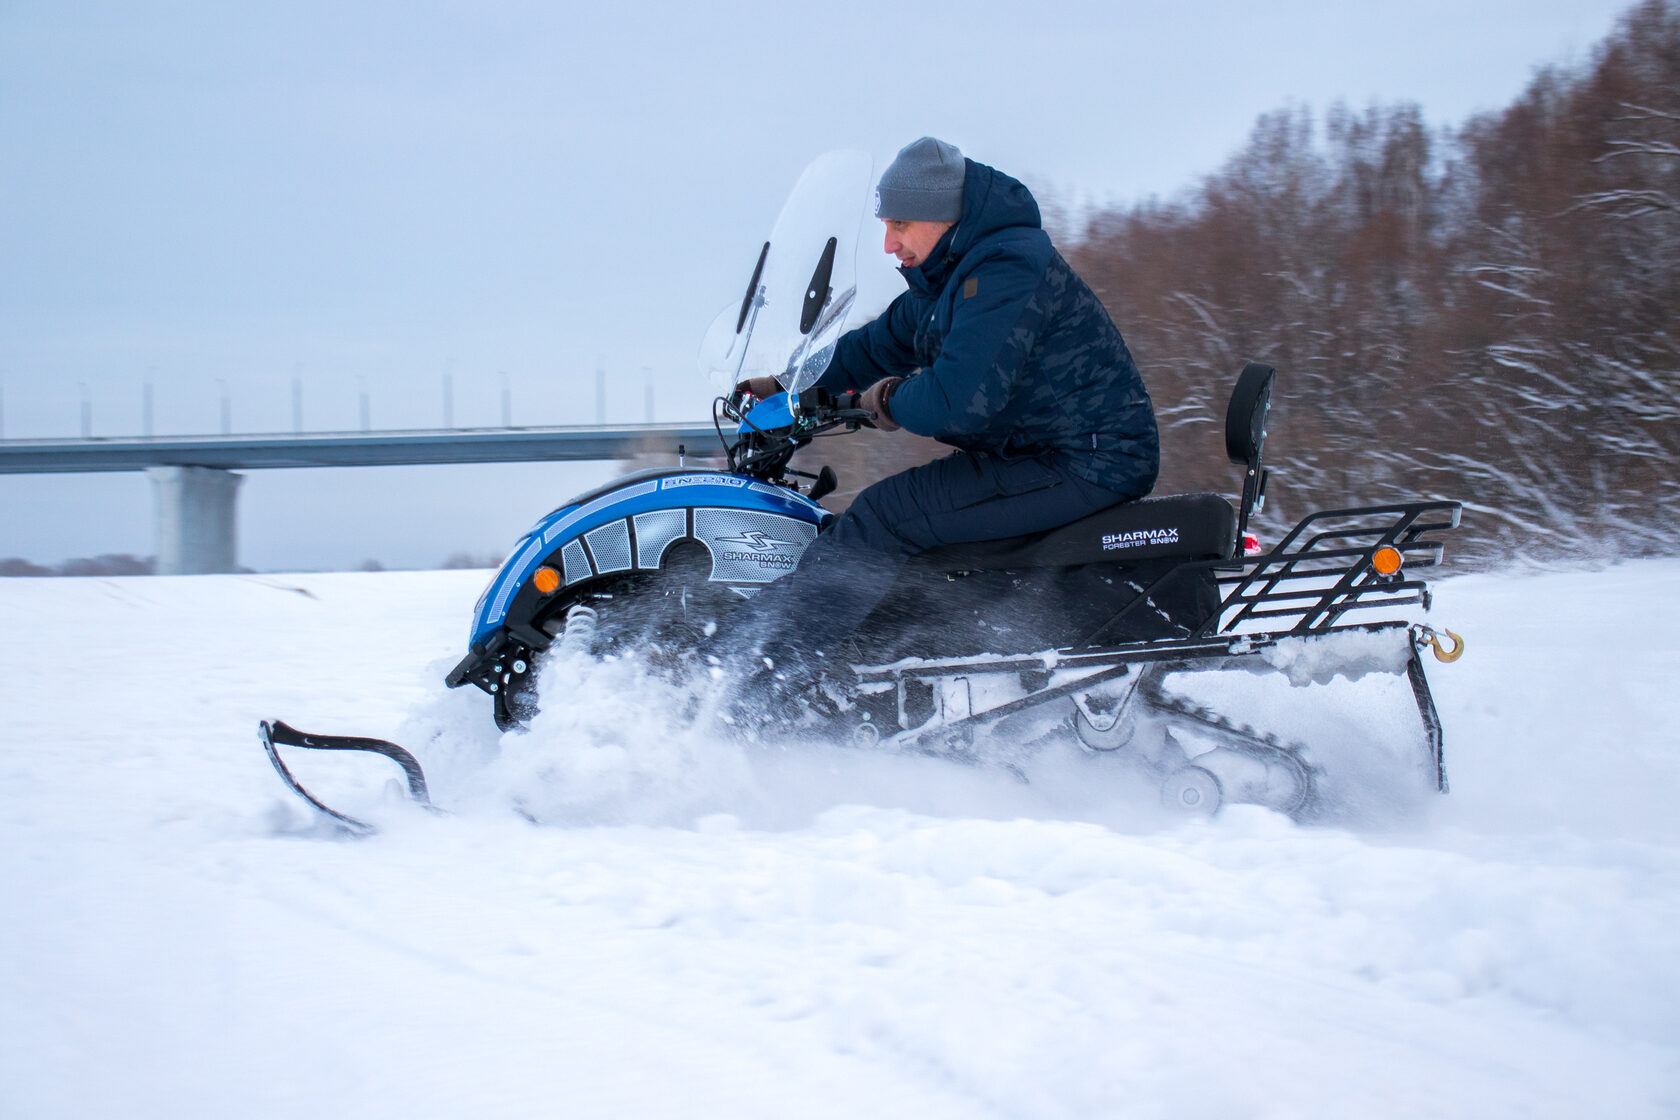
[901,159,1042,292]
[950,159,1042,255]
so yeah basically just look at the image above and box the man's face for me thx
[882,219,954,269]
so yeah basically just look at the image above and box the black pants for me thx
[722,450,1142,671]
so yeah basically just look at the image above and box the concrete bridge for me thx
[0,423,718,574]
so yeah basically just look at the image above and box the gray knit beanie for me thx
[874,137,965,222]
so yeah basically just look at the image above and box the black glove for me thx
[734,376,782,399]
[859,377,903,432]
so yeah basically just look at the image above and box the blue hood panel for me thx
[469,470,829,649]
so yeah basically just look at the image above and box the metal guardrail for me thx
[0,423,721,474]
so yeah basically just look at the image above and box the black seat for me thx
[925,492,1237,571]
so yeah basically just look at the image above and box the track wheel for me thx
[1073,702,1137,751]
[1162,765,1222,815]
[1071,670,1149,752]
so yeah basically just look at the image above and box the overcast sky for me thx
[0,0,1636,570]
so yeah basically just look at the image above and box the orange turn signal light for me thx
[1371,546,1404,576]
[531,566,561,595]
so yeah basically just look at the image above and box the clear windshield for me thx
[699,150,873,397]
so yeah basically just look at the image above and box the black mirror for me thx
[799,238,838,334]
[736,241,770,333]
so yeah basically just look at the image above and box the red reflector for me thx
[1242,533,1262,557]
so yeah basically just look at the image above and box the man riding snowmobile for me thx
[723,136,1160,700]
[259,145,1467,832]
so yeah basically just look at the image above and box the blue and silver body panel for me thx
[467,467,830,651]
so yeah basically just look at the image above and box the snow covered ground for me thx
[3,560,1678,1118]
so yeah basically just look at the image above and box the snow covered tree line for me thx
[1064,0,1680,565]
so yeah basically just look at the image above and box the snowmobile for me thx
[260,151,1465,832]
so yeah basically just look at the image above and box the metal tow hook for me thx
[1415,625,1465,663]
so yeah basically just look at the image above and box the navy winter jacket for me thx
[815,159,1159,497]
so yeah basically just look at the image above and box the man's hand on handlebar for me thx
[859,377,903,432]
[734,376,782,399]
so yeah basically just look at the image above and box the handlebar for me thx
[715,386,875,489]
[795,388,877,428]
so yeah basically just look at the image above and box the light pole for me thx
[443,357,456,429]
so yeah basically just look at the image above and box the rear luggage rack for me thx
[1217,500,1462,636]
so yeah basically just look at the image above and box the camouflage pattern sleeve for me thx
[887,246,1048,442]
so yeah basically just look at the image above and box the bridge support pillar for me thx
[146,466,243,574]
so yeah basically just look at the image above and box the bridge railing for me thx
[0,422,722,574]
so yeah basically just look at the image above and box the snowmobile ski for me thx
[259,719,440,835]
